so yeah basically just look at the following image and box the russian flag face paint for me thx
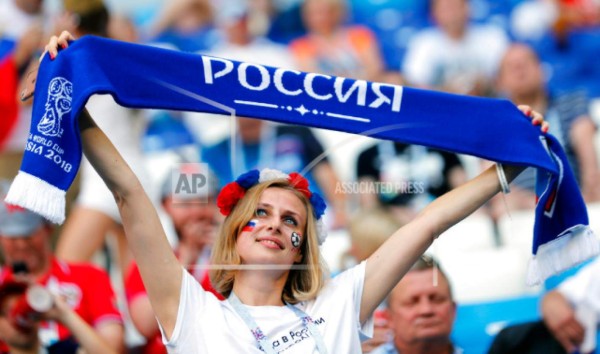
[291,232,301,249]
[243,219,258,232]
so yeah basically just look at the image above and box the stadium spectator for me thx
[488,257,599,353]
[541,256,600,353]
[0,0,45,179]
[355,141,467,225]
[489,42,600,220]
[289,0,390,82]
[371,255,460,354]
[0,180,124,353]
[0,292,118,354]
[148,0,219,53]
[402,0,509,96]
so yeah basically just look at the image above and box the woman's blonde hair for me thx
[210,178,328,303]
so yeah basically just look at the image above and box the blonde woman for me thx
[39,31,548,353]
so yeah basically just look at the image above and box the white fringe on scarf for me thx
[5,170,66,224]
[527,225,599,285]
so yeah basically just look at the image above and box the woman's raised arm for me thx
[78,110,182,336]
[360,107,547,323]
[44,31,183,338]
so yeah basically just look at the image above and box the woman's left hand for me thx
[518,104,549,133]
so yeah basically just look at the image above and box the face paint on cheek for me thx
[242,219,259,232]
[291,232,302,250]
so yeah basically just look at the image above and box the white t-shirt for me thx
[402,24,509,93]
[558,256,600,319]
[162,261,373,353]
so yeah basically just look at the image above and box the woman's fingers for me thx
[530,110,549,132]
[57,30,74,50]
[40,35,58,61]
[517,104,549,133]
[40,31,75,62]
[517,104,533,117]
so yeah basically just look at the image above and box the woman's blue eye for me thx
[284,217,298,226]
[256,208,267,216]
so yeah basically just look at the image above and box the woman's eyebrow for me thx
[258,203,302,219]
[283,210,301,218]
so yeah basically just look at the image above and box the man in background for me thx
[371,255,460,354]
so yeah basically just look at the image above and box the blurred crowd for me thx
[1,0,600,353]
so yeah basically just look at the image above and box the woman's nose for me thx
[265,215,282,232]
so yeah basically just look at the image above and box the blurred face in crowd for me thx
[173,0,212,32]
[0,226,52,277]
[238,117,264,142]
[163,195,220,250]
[302,0,344,35]
[16,0,43,14]
[388,269,456,346]
[222,14,252,45]
[432,0,469,37]
[497,44,545,99]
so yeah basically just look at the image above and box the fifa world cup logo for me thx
[37,77,73,137]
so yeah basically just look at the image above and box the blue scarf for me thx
[6,36,598,285]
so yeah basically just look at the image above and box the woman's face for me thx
[235,187,307,267]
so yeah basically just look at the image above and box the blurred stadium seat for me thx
[497,209,535,251]
[452,293,541,354]
[434,213,497,257]
[426,213,542,303]
[498,206,600,290]
[438,246,541,304]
